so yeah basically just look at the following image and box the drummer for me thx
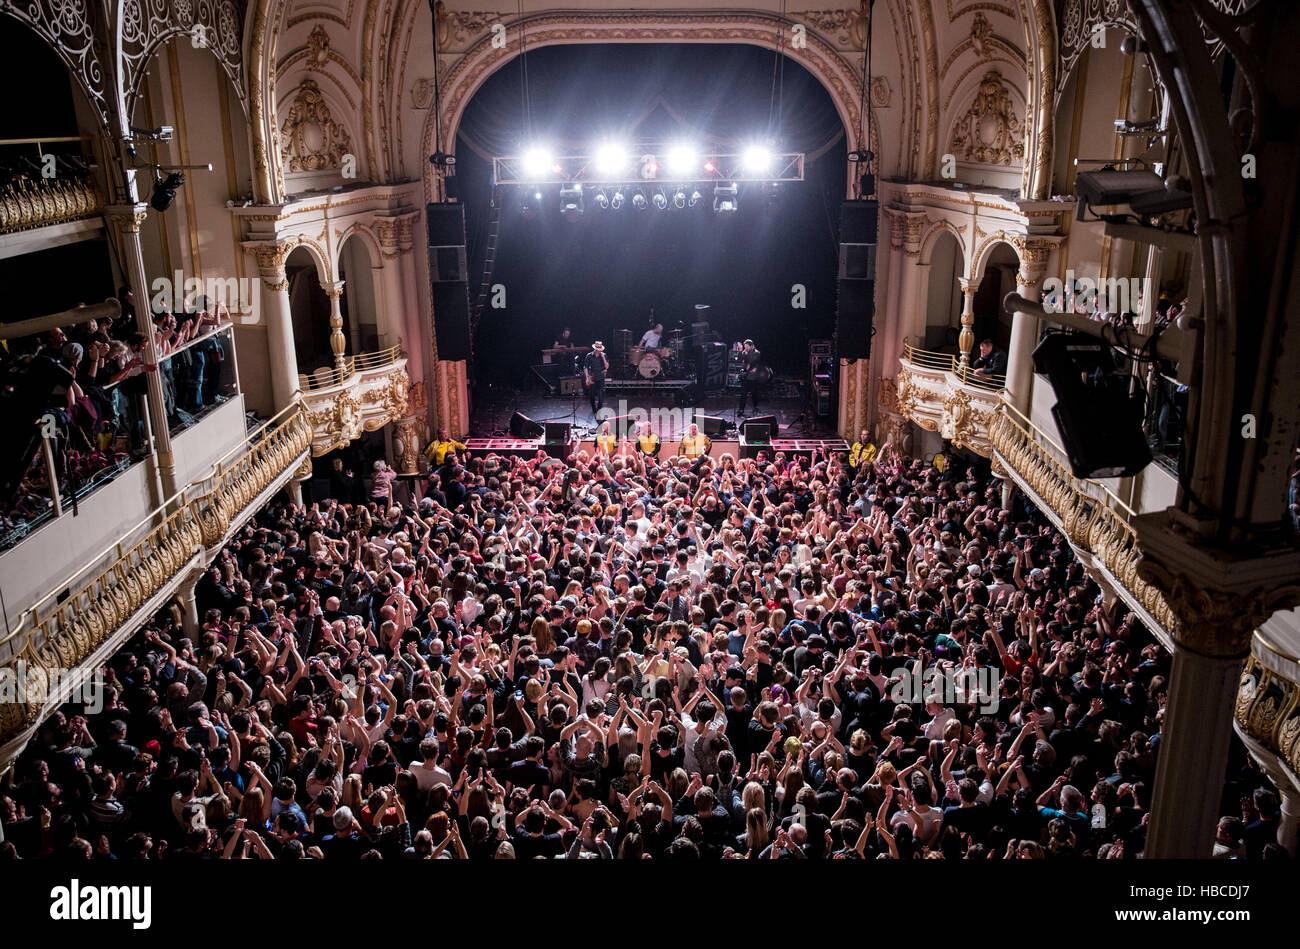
[639,322,664,349]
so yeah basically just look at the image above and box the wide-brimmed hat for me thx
[592,340,605,351]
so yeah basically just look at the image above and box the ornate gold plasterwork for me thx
[951,70,1025,166]
[1236,653,1300,783]
[0,174,103,234]
[280,79,354,173]
[871,76,892,108]
[802,7,871,49]
[306,22,330,69]
[971,12,993,54]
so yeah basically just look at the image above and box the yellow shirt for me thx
[679,433,711,458]
[596,433,617,455]
[849,441,877,468]
[637,434,660,455]
[424,438,466,465]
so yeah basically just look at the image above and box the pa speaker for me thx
[431,280,472,361]
[839,243,877,280]
[742,415,777,442]
[840,199,879,244]
[696,342,727,390]
[509,412,545,439]
[835,279,875,360]
[695,414,728,438]
[430,245,467,282]
[427,202,467,247]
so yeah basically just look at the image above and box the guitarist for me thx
[581,340,609,416]
[738,338,767,414]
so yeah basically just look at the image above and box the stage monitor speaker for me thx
[695,414,728,438]
[742,415,777,443]
[509,412,545,439]
[835,279,875,360]
[427,203,472,361]
[696,342,727,390]
[544,422,571,445]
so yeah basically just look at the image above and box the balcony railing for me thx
[988,397,1178,645]
[0,402,312,751]
[1236,632,1300,785]
[895,343,1005,457]
[299,345,409,457]
[903,342,1006,390]
[0,174,102,234]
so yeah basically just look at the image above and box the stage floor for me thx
[469,379,836,442]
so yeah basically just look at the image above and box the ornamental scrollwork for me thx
[280,79,354,173]
[950,71,1025,167]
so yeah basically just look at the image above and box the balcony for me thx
[895,343,1005,457]
[988,397,1178,649]
[0,402,312,759]
[0,173,102,235]
[299,345,409,457]
[1236,617,1300,790]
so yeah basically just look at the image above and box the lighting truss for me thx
[493,148,805,186]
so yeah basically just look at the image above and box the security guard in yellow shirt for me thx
[635,420,660,459]
[849,428,877,471]
[678,423,711,459]
[595,420,618,457]
[423,427,467,466]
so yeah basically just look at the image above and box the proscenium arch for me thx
[420,11,876,205]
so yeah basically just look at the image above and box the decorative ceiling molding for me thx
[950,70,1025,166]
[279,78,354,173]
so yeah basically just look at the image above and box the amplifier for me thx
[809,338,833,358]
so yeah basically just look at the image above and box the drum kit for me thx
[617,326,688,379]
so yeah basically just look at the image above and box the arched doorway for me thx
[287,247,334,380]
[923,230,964,351]
[972,242,1019,353]
[338,235,380,355]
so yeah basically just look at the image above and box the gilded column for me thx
[251,241,300,411]
[324,280,347,371]
[1136,517,1300,858]
[956,278,977,368]
[106,203,176,505]
[1005,236,1053,413]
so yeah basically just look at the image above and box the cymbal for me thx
[615,328,631,334]
[667,328,685,336]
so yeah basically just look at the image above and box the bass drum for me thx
[627,344,645,367]
[637,352,663,378]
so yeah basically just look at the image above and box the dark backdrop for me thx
[450,43,849,386]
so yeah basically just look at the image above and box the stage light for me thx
[742,146,772,173]
[640,154,659,179]
[632,190,647,210]
[610,189,625,210]
[594,189,609,209]
[688,190,702,207]
[560,182,583,218]
[594,143,628,175]
[652,190,668,210]
[672,188,686,209]
[150,171,184,212]
[703,159,717,174]
[666,145,697,174]
[713,183,738,213]
[521,146,552,178]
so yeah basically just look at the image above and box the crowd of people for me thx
[0,297,232,546]
[1,434,1287,860]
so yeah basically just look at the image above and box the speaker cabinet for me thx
[696,342,727,390]
[509,412,545,439]
[428,203,472,362]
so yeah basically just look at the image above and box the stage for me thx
[469,376,836,443]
